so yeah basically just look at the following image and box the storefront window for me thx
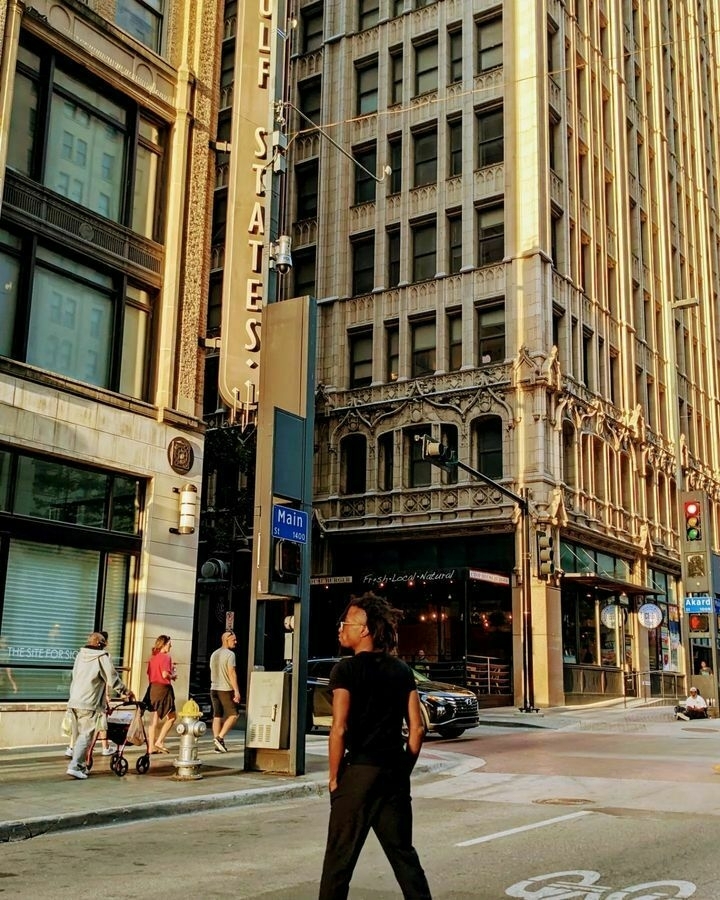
[0,448,143,700]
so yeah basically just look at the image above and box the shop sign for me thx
[469,569,511,586]
[310,576,353,586]
[362,570,456,585]
[637,603,663,629]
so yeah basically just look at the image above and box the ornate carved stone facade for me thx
[287,0,720,704]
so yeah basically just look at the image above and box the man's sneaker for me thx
[214,736,228,753]
[66,765,88,780]
[101,742,118,756]
[64,747,74,758]
[677,712,689,721]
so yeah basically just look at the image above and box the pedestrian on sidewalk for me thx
[209,630,241,753]
[66,632,133,779]
[146,635,177,754]
[318,592,432,900]
[65,631,117,760]
[675,686,708,720]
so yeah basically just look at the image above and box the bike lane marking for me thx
[455,809,593,847]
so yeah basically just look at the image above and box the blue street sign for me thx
[684,595,713,613]
[272,504,309,544]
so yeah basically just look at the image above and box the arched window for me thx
[473,416,502,479]
[340,434,367,494]
[562,421,576,487]
[378,431,394,491]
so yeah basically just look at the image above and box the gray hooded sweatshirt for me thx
[67,646,129,712]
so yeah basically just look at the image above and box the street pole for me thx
[418,437,537,712]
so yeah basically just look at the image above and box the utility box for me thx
[246,671,291,749]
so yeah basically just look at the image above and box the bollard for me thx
[173,699,207,780]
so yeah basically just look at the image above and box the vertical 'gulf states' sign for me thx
[218,0,274,415]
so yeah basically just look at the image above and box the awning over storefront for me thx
[561,573,663,596]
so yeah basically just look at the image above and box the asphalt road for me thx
[3,724,720,899]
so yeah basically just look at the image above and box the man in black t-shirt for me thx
[318,593,432,900]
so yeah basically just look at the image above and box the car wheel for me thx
[436,726,465,739]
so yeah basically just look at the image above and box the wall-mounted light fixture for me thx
[170,483,198,535]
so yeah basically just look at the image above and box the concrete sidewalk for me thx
[0,699,696,843]
[0,732,455,844]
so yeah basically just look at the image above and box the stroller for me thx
[87,700,151,777]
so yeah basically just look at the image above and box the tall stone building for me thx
[0,0,221,745]
[285,0,720,705]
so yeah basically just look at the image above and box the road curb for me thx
[0,757,448,843]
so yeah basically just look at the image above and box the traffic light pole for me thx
[418,438,537,712]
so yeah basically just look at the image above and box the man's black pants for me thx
[318,762,432,900]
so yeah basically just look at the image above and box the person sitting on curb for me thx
[675,686,708,720]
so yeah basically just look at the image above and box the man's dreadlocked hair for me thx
[346,592,404,652]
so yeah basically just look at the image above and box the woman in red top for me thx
[146,634,176,753]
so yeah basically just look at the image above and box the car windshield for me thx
[412,668,433,684]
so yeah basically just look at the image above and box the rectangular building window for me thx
[356,60,379,114]
[477,106,504,167]
[301,5,324,53]
[448,117,462,176]
[477,16,503,73]
[390,49,404,105]
[407,427,432,487]
[296,160,319,219]
[411,319,436,377]
[358,0,379,31]
[414,39,438,95]
[386,325,399,381]
[9,48,166,240]
[298,78,322,126]
[478,305,505,363]
[293,246,317,298]
[394,0,405,14]
[349,331,373,387]
[412,219,437,282]
[413,127,438,186]
[354,143,377,204]
[448,313,462,371]
[116,0,164,53]
[477,206,504,265]
[448,213,462,274]
[387,227,401,287]
[352,234,375,295]
[389,135,403,193]
[449,28,463,83]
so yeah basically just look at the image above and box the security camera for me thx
[271,235,293,274]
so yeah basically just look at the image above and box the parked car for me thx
[285,657,480,739]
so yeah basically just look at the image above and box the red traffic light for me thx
[684,499,702,542]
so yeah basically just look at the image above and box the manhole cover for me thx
[534,798,593,806]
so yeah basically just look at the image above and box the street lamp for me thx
[417,436,537,712]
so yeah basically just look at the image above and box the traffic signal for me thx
[273,539,302,581]
[537,531,554,577]
[418,435,456,463]
[684,499,702,542]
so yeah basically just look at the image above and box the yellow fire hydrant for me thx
[173,699,207,780]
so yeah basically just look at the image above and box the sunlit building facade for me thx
[285,0,720,705]
[0,0,220,745]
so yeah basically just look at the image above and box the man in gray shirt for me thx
[209,630,241,752]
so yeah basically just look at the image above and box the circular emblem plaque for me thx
[167,437,194,475]
[637,603,663,629]
[600,604,619,628]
